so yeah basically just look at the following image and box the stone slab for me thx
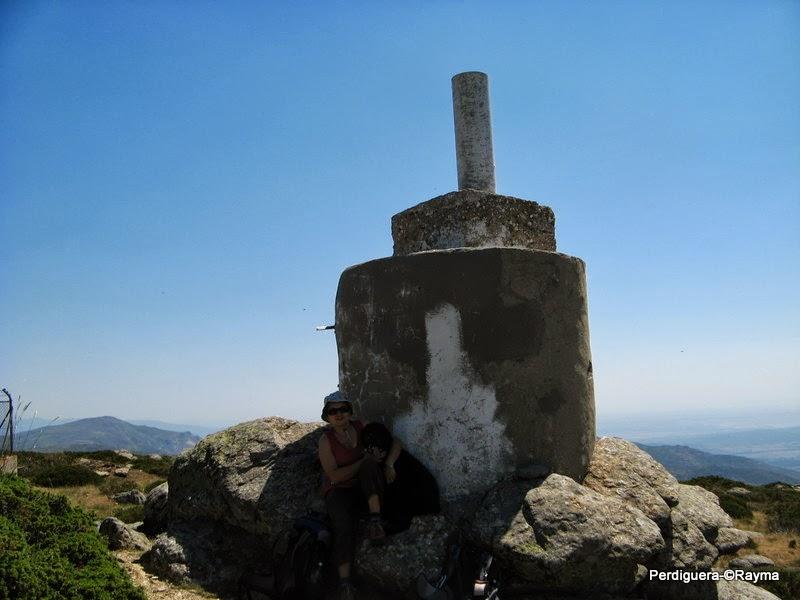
[391,189,556,256]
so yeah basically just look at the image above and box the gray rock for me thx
[673,483,733,541]
[113,489,147,505]
[144,482,169,530]
[354,515,450,598]
[715,527,753,554]
[141,533,190,584]
[717,579,781,599]
[94,470,110,477]
[728,554,775,570]
[727,486,751,496]
[646,578,781,600]
[98,516,151,551]
[113,466,130,477]
[473,474,664,595]
[115,450,135,460]
[583,437,679,525]
[148,454,162,460]
[659,509,718,569]
[167,417,324,539]
[141,520,271,588]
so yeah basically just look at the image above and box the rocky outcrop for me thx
[143,482,169,531]
[585,437,736,570]
[167,417,324,538]
[714,527,754,554]
[354,515,449,598]
[473,475,664,595]
[584,436,678,525]
[149,423,756,599]
[728,554,775,570]
[113,489,147,505]
[140,520,270,587]
[99,517,151,551]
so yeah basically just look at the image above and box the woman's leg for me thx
[358,457,386,539]
[325,487,360,580]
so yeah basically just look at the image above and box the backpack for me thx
[274,511,332,600]
[416,532,501,600]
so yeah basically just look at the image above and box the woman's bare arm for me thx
[318,434,365,483]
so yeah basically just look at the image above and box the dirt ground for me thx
[114,549,224,600]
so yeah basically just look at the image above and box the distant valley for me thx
[636,443,800,485]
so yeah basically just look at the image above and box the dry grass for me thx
[32,468,163,520]
[716,511,800,568]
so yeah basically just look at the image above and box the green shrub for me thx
[719,493,753,520]
[144,479,166,493]
[766,499,800,534]
[132,455,173,477]
[99,476,140,496]
[758,567,800,600]
[113,505,145,524]
[0,474,145,600]
[29,464,101,488]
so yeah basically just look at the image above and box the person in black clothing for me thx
[360,422,441,533]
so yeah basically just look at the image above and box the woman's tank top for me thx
[320,420,365,496]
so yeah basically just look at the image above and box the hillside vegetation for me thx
[0,474,145,600]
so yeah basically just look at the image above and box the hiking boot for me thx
[365,515,386,541]
[338,580,357,600]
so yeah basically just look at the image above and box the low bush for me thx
[28,464,101,488]
[132,455,173,477]
[759,567,800,599]
[144,479,166,493]
[99,476,140,496]
[719,493,753,520]
[113,504,145,524]
[0,474,145,600]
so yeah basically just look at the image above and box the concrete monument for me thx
[335,72,595,500]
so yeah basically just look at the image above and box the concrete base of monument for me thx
[335,247,595,500]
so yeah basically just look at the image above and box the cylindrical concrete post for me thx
[452,71,495,193]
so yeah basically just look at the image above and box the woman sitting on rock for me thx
[318,390,401,599]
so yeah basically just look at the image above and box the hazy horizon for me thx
[2,2,798,425]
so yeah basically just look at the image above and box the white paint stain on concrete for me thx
[393,303,513,498]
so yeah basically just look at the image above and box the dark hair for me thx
[361,422,393,454]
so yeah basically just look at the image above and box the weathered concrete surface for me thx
[452,71,495,192]
[335,247,594,498]
[392,189,555,256]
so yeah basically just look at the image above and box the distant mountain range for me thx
[636,443,800,485]
[15,416,200,455]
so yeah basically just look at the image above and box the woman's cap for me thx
[323,390,349,406]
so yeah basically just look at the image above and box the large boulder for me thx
[98,517,151,551]
[167,417,324,538]
[658,509,718,569]
[113,489,147,505]
[141,520,269,588]
[715,527,754,554]
[143,481,169,532]
[673,483,733,541]
[472,474,664,596]
[584,437,678,524]
[353,515,450,599]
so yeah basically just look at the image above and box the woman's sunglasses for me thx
[327,406,352,416]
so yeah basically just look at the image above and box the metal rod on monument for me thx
[451,71,496,193]
[2,389,12,454]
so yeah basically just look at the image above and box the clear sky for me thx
[1,1,798,426]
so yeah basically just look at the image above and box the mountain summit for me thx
[18,416,199,455]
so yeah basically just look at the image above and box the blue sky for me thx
[1,1,798,426]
